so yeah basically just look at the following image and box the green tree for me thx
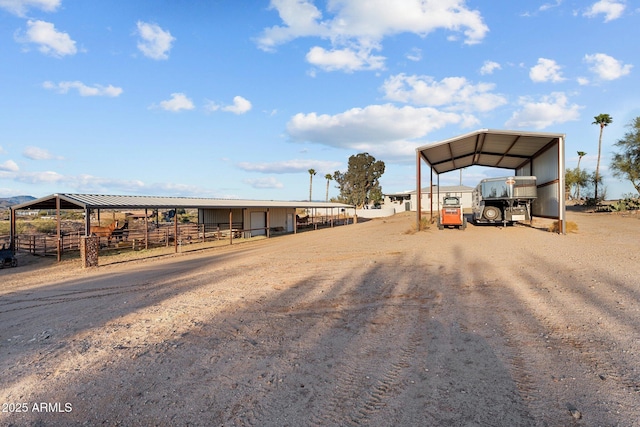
[610,116,640,194]
[576,151,587,199]
[324,173,333,202]
[308,168,316,202]
[565,167,589,199]
[592,113,613,201]
[333,153,385,208]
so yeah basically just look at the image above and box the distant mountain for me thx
[0,195,36,208]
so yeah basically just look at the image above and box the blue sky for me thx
[1,0,638,201]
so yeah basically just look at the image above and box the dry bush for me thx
[404,217,431,234]
[548,220,578,233]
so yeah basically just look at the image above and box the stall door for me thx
[250,211,266,236]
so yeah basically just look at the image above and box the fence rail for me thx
[3,217,353,258]
[7,223,270,257]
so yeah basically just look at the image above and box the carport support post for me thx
[558,135,566,234]
[430,168,435,222]
[229,210,233,245]
[416,150,422,230]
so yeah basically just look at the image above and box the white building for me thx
[384,185,474,213]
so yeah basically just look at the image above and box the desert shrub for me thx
[31,219,58,234]
[548,221,578,233]
[404,216,430,234]
[0,220,35,234]
[612,197,640,211]
[178,212,197,223]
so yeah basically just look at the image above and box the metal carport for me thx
[416,129,566,234]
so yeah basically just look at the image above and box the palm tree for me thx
[576,151,586,199]
[592,114,613,202]
[324,173,333,202]
[308,169,316,202]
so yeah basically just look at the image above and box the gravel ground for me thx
[1,209,639,426]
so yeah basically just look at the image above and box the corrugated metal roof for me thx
[11,193,354,211]
[416,129,565,174]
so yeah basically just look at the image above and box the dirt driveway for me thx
[1,210,639,426]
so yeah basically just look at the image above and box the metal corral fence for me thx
[8,223,286,257]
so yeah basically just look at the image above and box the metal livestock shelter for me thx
[9,194,355,261]
[416,129,566,234]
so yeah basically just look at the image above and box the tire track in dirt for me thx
[0,282,155,314]
[307,291,431,426]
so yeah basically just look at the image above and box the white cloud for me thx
[258,0,488,71]
[15,170,64,184]
[243,177,284,189]
[539,0,562,12]
[205,96,253,114]
[155,93,195,112]
[406,47,422,62]
[136,21,175,60]
[584,53,633,80]
[0,160,19,172]
[584,0,626,22]
[237,159,342,174]
[286,103,472,159]
[505,92,582,130]
[17,20,77,58]
[223,96,252,114]
[43,81,123,97]
[480,60,501,75]
[577,76,590,85]
[0,0,60,16]
[382,73,507,113]
[23,146,63,160]
[306,45,386,72]
[529,58,565,83]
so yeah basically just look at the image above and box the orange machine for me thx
[437,195,466,230]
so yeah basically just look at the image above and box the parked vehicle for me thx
[472,176,537,225]
[437,195,466,230]
[0,243,17,268]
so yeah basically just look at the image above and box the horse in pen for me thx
[89,221,119,246]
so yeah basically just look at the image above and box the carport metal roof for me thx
[10,193,354,211]
[416,129,565,174]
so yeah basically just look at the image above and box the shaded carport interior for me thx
[416,129,566,234]
[9,194,355,260]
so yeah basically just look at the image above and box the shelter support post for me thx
[10,207,16,251]
[56,195,61,262]
[267,209,270,238]
[145,209,149,250]
[174,208,178,253]
[84,208,91,237]
[229,210,233,245]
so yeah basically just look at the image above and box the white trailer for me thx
[472,176,537,225]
